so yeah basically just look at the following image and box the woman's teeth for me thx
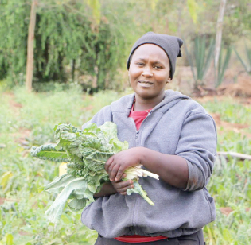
[139,81,153,88]
[138,81,153,87]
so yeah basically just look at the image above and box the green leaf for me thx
[150,0,159,11]
[45,177,87,223]
[87,0,101,24]
[247,184,251,201]
[1,171,13,189]
[187,0,198,23]
[87,184,96,193]
[61,214,72,224]
[30,144,69,162]
[44,174,75,193]
[127,182,154,206]
[68,197,87,210]
[6,234,14,245]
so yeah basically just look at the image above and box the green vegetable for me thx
[31,122,158,223]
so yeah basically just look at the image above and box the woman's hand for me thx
[93,182,116,198]
[105,147,143,182]
[94,175,134,197]
[111,175,134,195]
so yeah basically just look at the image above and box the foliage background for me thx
[0,0,251,91]
[0,0,251,244]
[1,87,251,245]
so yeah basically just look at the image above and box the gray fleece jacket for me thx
[81,90,217,239]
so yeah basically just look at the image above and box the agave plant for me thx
[184,36,215,89]
[234,45,251,74]
[215,44,232,88]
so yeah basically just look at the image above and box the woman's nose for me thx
[142,68,153,77]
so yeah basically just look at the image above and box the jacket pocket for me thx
[203,188,215,222]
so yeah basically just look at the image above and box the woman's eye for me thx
[154,65,162,69]
[136,62,144,66]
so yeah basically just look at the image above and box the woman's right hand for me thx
[111,175,134,195]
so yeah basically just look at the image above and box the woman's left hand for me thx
[105,147,144,182]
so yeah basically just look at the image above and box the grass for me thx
[200,97,251,135]
[0,86,251,244]
[197,97,251,245]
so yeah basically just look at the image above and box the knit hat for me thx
[127,32,183,79]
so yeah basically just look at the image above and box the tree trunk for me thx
[72,59,76,81]
[177,0,183,37]
[26,0,38,92]
[215,0,227,84]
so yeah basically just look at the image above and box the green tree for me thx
[0,0,29,81]
[0,0,131,91]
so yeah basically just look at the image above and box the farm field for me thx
[0,86,251,245]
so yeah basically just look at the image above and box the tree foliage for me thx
[0,0,129,90]
[0,0,29,80]
[1,0,251,90]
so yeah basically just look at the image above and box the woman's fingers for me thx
[111,180,134,195]
[106,156,124,181]
[107,160,116,176]
[115,165,125,182]
[105,156,114,172]
[109,162,121,181]
[117,187,129,194]
[114,180,132,189]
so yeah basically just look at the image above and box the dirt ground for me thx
[172,66,251,98]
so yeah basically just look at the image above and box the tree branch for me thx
[217,151,251,160]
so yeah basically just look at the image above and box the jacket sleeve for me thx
[175,110,217,191]
[81,105,112,130]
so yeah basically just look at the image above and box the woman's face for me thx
[129,44,170,101]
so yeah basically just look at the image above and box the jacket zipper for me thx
[132,111,153,233]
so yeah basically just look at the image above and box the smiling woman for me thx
[129,44,170,110]
[81,32,217,245]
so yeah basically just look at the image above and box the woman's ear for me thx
[166,78,171,83]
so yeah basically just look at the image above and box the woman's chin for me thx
[134,89,165,101]
[134,91,156,100]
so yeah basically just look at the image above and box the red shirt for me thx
[128,104,152,130]
[115,235,167,243]
[114,105,168,243]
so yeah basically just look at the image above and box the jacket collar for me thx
[111,90,190,116]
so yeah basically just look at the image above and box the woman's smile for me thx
[138,80,154,88]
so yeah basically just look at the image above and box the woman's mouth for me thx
[138,81,154,88]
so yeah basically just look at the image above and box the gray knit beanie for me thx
[127,32,183,79]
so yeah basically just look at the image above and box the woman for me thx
[81,32,217,245]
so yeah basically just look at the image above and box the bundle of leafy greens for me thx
[31,122,158,224]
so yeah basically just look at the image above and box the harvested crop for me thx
[31,122,158,224]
